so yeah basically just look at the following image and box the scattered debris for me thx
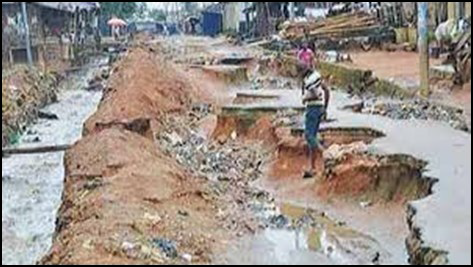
[178,210,190,217]
[360,201,373,209]
[38,111,59,120]
[151,238,178,259]
[121,241,141,259]
[372,251,381,264]
[164,132,184,147]
[181,253,193,263]
[156,114,265,185]
[269,214,290,228]
[353,99,470,132]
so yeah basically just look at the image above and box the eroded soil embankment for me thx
[42,46,228,265]
[213,112,437,204]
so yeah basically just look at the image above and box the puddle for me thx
[217,202,389,265]
[2,63,104,265]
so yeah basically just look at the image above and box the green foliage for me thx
[99,2,141,20]
[148,9,167,22]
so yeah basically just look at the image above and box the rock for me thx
[144,213,162,224]
[343,101,365,113]
[26,129,37,135]
[151,238,178,259]
[121,241,141,259]
[165,132,183,147]
[181,253,193,263]
[24,136,41,143]
[273,117,292,127]
[231,131,237,140]
[38,111,59,120]
[269,214,290,228]
[217,175,230,182]
[178,210,189,217]
[359,201,372,208]
[86,81,104,91]
[2,176,11,182]
[192,103,211,114]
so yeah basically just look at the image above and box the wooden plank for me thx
[2,144,71,157]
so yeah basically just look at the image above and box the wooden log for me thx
[2,144,71,156]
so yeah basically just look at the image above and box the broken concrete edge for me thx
[235,92,281,99]
[406,201,450,265]
[318,61,416,99]
[199,65,250,84]
[222,106,305,116]
[291,126,386,140]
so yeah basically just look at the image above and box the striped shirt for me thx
[303,70,324,107]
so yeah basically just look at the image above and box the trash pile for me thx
[2,66,58,147]
[279,11,391,42]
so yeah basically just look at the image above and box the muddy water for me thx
[217,201,389,265]
[2,67,103,265]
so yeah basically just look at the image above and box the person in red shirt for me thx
[297,42,315,69]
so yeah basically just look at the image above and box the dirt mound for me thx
[84,47,194,136]
[212,115,278,146]
[42,128,224,265]
[43,47,227,265]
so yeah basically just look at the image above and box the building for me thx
[222,2,253,33]
[2,2,100,70]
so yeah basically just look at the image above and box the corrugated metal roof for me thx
[34,2,100,12]
[2,2,100,12]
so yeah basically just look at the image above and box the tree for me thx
[148,9,167,22]
[135,3,148,20]
[99,2,141,20]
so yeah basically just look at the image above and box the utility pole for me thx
[21,2,33,66]
[418,2,430,96]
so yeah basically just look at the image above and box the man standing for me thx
[302,69,330,179]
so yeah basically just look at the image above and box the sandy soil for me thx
[344,51,442,88]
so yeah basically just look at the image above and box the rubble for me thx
[352,98,470,132]
[156,113,266,185]
[151,238,179,259]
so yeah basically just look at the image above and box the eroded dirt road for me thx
[3,36,470,265]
